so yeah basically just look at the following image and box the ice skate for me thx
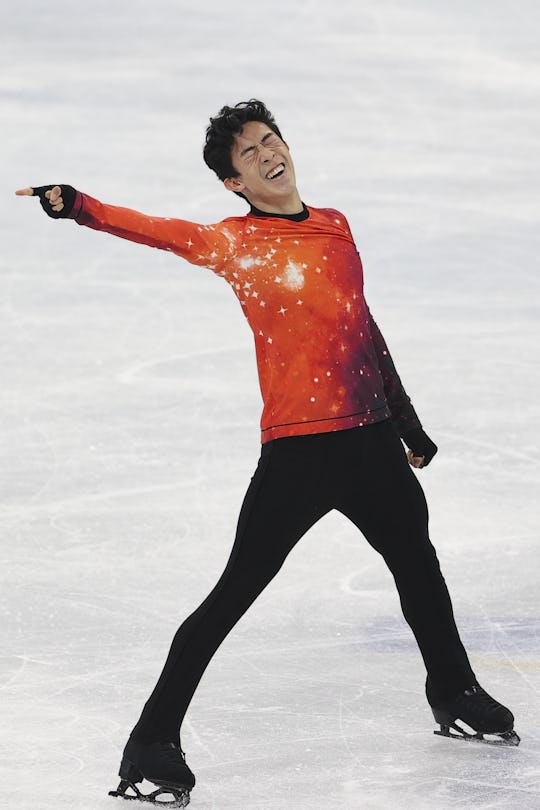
[109,738,195,806]
[428,683,520,746]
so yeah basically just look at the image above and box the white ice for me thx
[1,1,540,808]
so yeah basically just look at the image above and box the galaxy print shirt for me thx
[69,192,421,442]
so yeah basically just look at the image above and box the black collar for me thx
[249,202,310,222]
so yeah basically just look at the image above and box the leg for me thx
[130,435,332,745]
[335,420,476,700]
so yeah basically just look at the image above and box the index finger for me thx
[15,188,35,196]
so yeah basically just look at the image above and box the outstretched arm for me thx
[367,309,438,468]
[15,185,231,269]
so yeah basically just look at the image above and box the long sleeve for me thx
[367,309,422,436]
[68,191,233,269]
[61,195,424,443]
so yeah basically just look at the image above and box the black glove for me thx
[402,428,438,467]
[32,185,77,219]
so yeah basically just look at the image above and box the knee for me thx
[384,536,440,574]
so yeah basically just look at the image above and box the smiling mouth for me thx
[266,163,286,180]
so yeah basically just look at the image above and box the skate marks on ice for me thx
[435,428,540,472]
[4,0,540,807]
[173,613,539,810]
[115,344,251,387]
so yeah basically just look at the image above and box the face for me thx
[224,120,300,211]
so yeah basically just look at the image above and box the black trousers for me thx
[131,419,475,744]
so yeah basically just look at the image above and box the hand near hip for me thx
[402,428,438,469]
[407,450,426,468]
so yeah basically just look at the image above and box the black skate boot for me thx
[109,737,195,806]
[427,681,520,746]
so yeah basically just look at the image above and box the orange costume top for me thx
[69,193,421,443]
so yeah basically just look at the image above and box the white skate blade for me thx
[109,777,191,806]
[434,722,520,747]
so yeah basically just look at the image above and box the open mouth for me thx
[266,163,286,180]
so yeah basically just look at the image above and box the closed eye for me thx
[239,131,282,160]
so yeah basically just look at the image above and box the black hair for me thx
[203,99,284,184]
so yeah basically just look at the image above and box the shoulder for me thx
[193,215,251,247]
[306,205,354,237]
[307,205,349,224]
[212,214,251,234]
[219,214,250,227]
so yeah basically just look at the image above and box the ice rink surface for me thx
[2,1,539,807]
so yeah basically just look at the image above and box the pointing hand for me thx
[15,185,77,218]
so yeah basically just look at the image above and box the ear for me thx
[224,176,246,193]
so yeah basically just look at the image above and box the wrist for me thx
[67,190,84,219]
[403,428,438,467]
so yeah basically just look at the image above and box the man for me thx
[17,99,519,806]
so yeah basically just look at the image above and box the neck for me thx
[247,189,303,216]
